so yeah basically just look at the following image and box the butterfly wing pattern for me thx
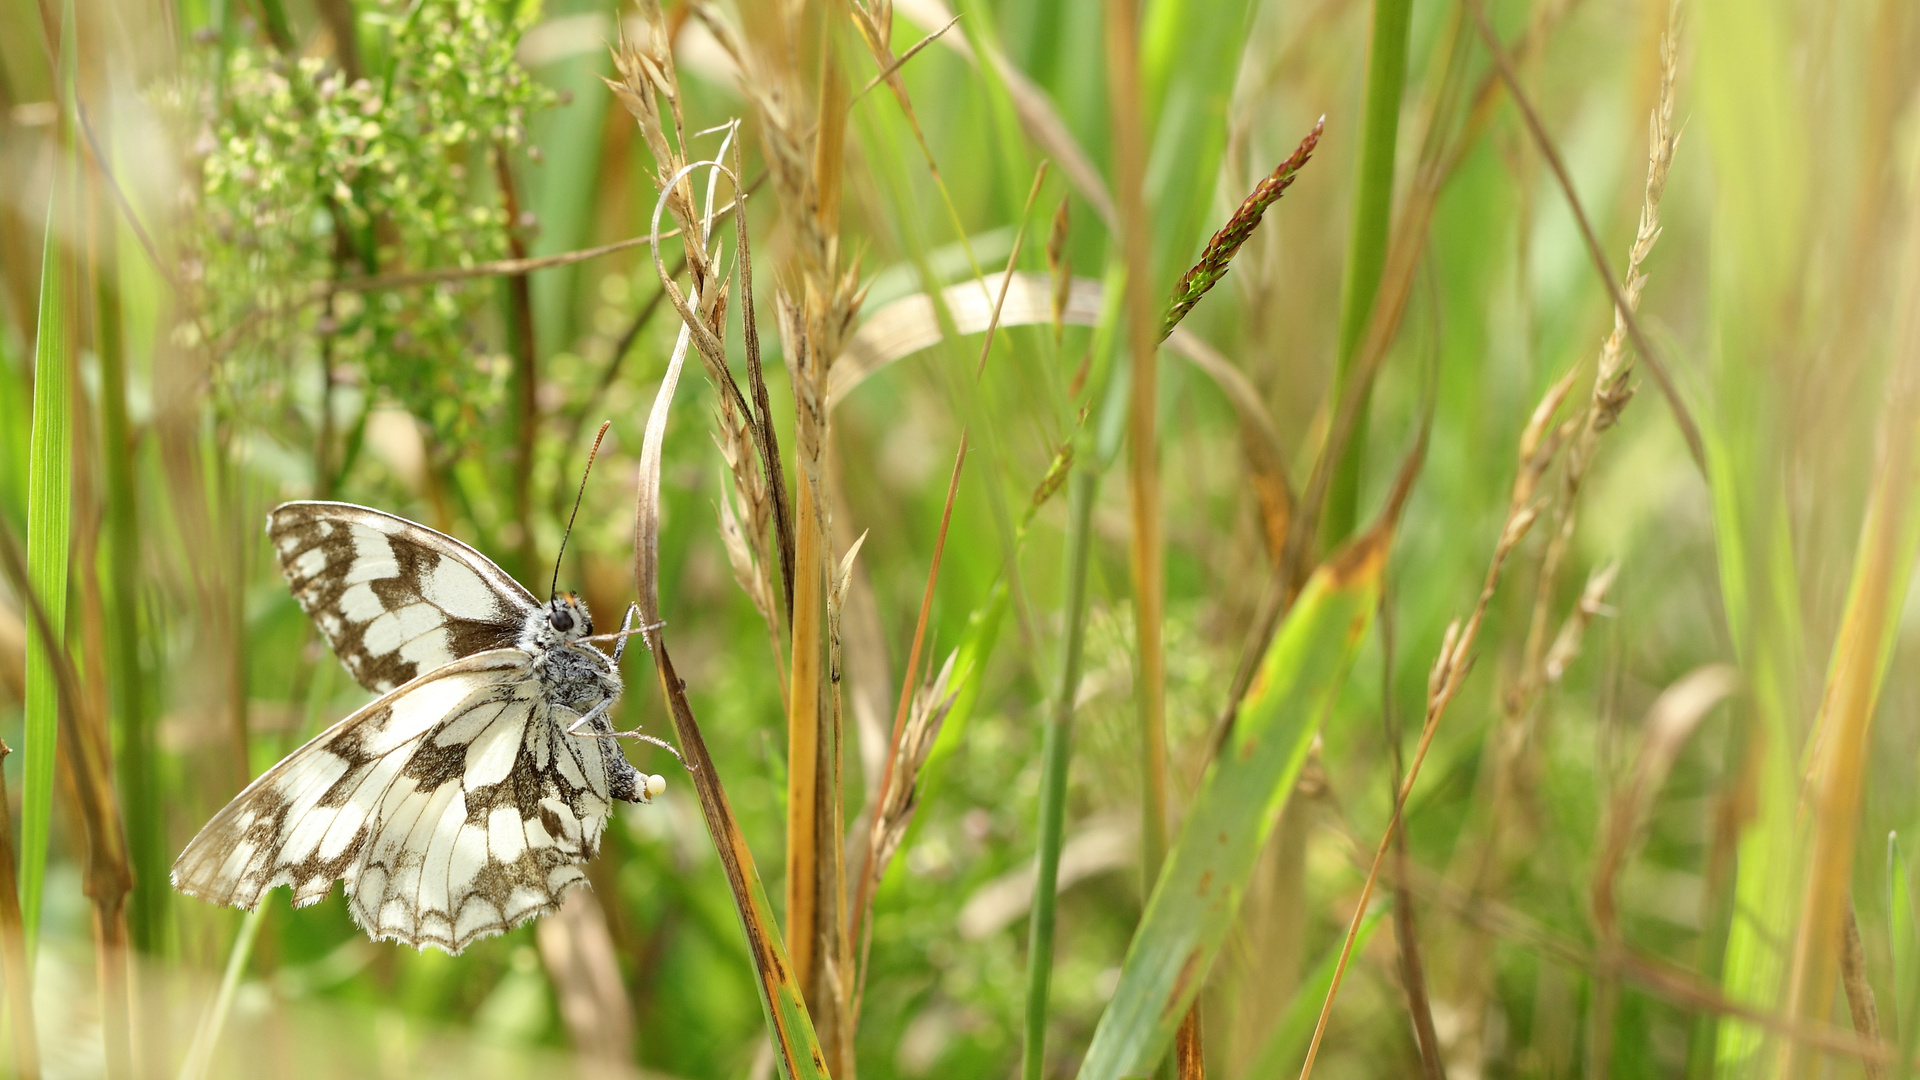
[173,502,658,954]
[267,501,536,693]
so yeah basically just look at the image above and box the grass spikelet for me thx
[1163,116,1324,338]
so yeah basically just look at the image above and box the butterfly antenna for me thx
[552,421,614,601]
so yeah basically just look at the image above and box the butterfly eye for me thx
[549,607,575,632]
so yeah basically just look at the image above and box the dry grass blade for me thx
[1462,0,1705,474]
[1776,163,1920,1079]
[1105,0,1168,904]
[851,11,962,105]
[1587,665,1737,1076]
[1297,369,1578,1080]
[1164,116,1324,337]
[1590,665,1738,940]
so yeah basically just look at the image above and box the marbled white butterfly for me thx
[173,474,669,953]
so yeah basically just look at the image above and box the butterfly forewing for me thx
[172,649,630,953]
[268,502,535,693]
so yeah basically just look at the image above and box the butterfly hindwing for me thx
[172,648,631,953]
[268,501,536,693]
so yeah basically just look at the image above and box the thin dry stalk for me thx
[0,741,40,1080]
[847,439,962,1012]
[1357,824,1907,1068]
[1463,0,1705,473]
[848,3,988,295]
[1297,369,1581,1080]
[1103,0,1187,1057]
[1523,0,1682,709]
[1379,583,1446,1080]
[536,890,636,1080]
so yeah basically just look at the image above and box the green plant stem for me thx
[1325,0,1414,546]
[92,167,162,956]
[1021,468,1097,1080]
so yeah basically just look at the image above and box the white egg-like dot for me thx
[645,774,667,798]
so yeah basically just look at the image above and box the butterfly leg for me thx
[606,603,667,663]
[565,704,693,770]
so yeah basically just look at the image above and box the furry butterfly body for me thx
[172,501,662,953]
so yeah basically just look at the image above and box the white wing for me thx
[268,501,537,693]
[172,649,640,953]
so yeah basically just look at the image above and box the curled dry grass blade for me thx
[1587,665,1738,1078]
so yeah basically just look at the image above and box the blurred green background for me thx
[1,0,1918,1076]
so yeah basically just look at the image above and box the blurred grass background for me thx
[1,0,1919,1076]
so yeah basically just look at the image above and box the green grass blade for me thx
[22,12,78,956]
[1323,0,1413,545]
[1021,468,1097,1080]
[1075,533,1387,1080]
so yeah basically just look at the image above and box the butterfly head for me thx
[541,592,595,645]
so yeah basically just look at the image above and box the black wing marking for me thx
[268,501,536,693]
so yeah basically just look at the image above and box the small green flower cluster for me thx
[189,0,551,449]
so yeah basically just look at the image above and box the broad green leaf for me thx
[1075,532,1388,1080]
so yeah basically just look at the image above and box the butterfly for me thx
[172,484,671,954]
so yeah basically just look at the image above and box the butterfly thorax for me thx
[521,594,620,710]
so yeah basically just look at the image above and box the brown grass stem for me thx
[1462,0,1706,474]
[494,146,541,581]
[848,437,963,1002]
[1379,582,1446,1080]
[0,521,132,1080]
[0,741,40,1080]
[1105,0,1169,911]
